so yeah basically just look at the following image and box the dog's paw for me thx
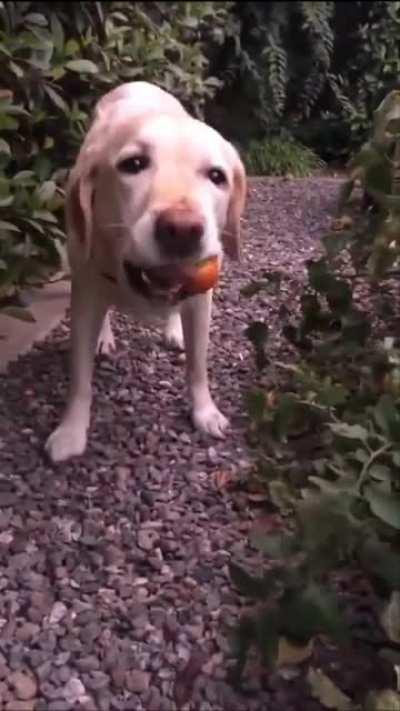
[96,324,116,356]
[163,317,184,351]
[192,402,229,439]
[45,425,87,463]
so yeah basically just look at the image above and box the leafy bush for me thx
[218,2,400,161]
[231,90,400,706]
[244,135,323,177]
[0,0,236,320]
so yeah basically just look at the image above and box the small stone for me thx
[75,656,100,673]
[10,671,38,701]
[125,670,150,694]
[49,602,68,625]
[137,528,159,551]
[16,623,40,643]
[6,700,36,711]
[63,678,86,705]
[48,702,72,711]
[85,671,109,690]
[57,666,72,683]
[36,661,52,681]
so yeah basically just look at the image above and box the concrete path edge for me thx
[0,280,70,374]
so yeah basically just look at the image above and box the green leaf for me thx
[364,485,400,530]
[245,321,269,348]
[0,220,20,233]
[251,532,299,558]
[1,306,36,323]
[66,59,99,74]
[8,60,23,78]
[0,195,13,207]
[246,388,266,421]
[329,423,369,442]
[50,13,65,52]
[380,591,400,644]
[373,395,400,441]
[44,85,68,113]
[280,583,348,645]
[318,383,348,407]
[25,13,48,26]
[369,464,392,482]
[229,563,268,599]
[360,538,400,589]
[64,39,80,57]
[0,138,10,155]
[36,181,57,205]
[32,210,58,224]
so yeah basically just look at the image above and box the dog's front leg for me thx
[45,273,109,463]
[181,289,229,438]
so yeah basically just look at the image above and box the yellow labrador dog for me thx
[45,82,247,463]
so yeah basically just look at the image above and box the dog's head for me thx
[66,104,247,293]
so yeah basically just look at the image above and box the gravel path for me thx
[0,178,345,711]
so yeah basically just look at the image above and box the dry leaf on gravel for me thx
[332,215,354,231]
[307,668,353,710]
[277,637,314,666]
[366,689,400,710]
[212,469,237,491]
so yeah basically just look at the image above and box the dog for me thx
[45,81,247,463]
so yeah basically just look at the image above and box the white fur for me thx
[45,82,246,463]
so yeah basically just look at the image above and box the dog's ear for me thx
[222,145,247,261]
[65,161,97,265]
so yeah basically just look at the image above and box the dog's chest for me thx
[101,275,179,324]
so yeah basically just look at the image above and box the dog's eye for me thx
[208,167,227,186]
[117,155,150,174]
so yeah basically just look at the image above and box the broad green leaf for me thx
[279,583,347,645]
[25,12,48,26]
[50,13,65,52]
[36,181,57,205]
[66,59,99,74]
[0,138,10,154]
[364,485,400,530]
[0,195,13,207]
[380,591,400,644]
[245,321,269,347]
[373,395,400,441]
[329,423,368,442]
[368,464,392,482]
[0,220,20,233]
[229,562,268,598]
[251,532,299,558]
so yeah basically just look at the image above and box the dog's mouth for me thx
[102,257,219,303]
[121,261,188,303]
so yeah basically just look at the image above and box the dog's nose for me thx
[154,207,204,258]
